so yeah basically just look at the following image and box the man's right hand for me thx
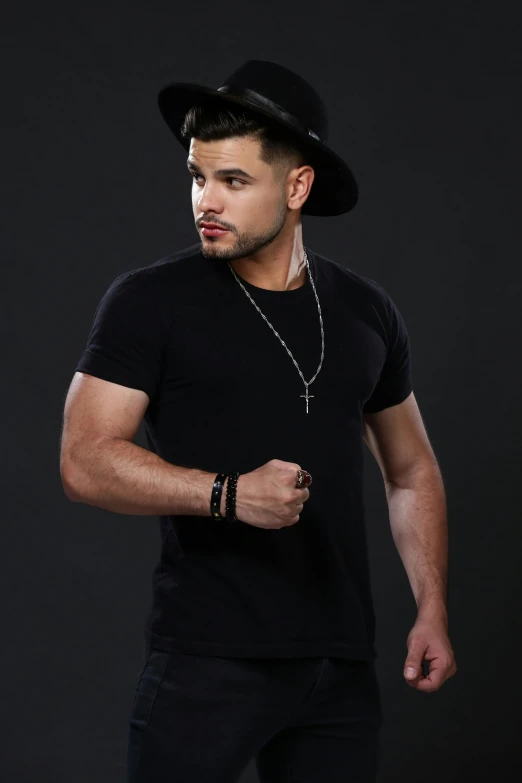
[232,458,311,529]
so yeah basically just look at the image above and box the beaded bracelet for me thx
[225,471,240,521]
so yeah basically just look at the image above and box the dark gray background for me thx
[3,1,521,780]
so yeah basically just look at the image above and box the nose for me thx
[195,181,224,217]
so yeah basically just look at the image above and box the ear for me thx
[288,165,315,210]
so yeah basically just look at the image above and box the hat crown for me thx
[219,60,329,144]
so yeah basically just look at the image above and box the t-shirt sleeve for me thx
[74,271,165,402]
[362,289,413,414]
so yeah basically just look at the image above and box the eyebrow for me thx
[186,160,256,181]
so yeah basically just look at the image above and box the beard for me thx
[198,194,288,263]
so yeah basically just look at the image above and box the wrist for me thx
[220,475,229,517]
[417,600,448,625]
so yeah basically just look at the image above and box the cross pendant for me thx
[300,386,314,414]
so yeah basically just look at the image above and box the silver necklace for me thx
[227,248,324,413]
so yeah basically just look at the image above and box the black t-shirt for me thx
[75,243,412,660]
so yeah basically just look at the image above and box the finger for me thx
[413,674,443,692]
[412,665,446,692]
[405,672,424,688]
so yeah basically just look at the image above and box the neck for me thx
[228,225,307,291]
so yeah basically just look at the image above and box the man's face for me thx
[187,135,294,262]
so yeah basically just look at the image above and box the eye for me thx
[190,172,244,187]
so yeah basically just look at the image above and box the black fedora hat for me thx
[157,59,359,216]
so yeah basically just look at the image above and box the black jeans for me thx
[126,646,383,783]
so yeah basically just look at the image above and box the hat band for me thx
[217,85,321,143]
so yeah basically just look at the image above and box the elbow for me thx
[62,482,82,502]
[60,460,85,502]
[385,457,441,492]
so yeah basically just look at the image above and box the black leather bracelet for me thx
[210,473,228,520]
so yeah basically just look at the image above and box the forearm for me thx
[62,436,228,517]
[385,462,448,622]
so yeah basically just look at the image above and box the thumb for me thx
[404,637,425,680]
[404,654,422,679]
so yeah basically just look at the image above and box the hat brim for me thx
[157,82,358,216]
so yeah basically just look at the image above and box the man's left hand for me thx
[403,615,457,692]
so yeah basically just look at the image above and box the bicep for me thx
[362,391,436,487]
[60,371,150,481]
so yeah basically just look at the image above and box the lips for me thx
[200,222,226,230]
[200,222,230,237]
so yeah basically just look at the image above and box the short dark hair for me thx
[180,99,308,180]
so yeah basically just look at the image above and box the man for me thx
[60,60,456,783]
